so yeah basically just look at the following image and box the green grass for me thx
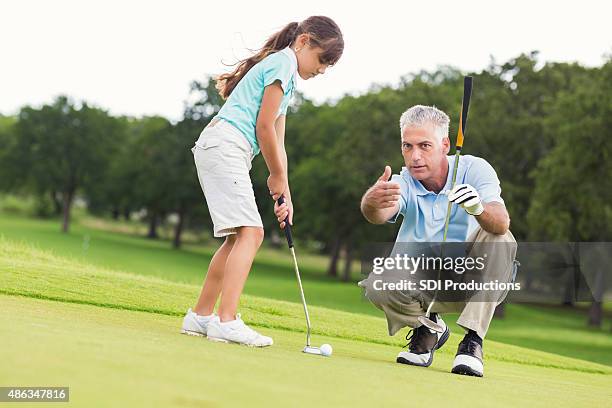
[1,239,611,407]
[2,213,612,367]
[0,214,370,314]
[484,305,612,366]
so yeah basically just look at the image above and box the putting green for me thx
[1,239,611,407]
[2,296,610,408]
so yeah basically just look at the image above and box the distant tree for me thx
[528,58,612,326]
[11,96,123,232]
[82,116,132,218]
[122,116,176,239]
[466,53,591,239]
[0,115,18,193]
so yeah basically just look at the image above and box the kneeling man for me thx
[360,105,517,377]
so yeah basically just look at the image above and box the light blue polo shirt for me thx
[215,47,297,155]
[388,155,504,242]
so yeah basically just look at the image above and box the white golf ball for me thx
[320,343,333,356]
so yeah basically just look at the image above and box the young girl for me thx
[181,16,344,346]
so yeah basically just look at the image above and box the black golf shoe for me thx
[396,314,450,367]
[451,333,484,377]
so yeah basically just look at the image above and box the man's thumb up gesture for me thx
[362,166,401,211]
[378,165,392,182]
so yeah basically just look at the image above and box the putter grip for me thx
[277,196,294,248]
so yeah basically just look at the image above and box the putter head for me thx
[303,346,322,355]
[417,315,445,333]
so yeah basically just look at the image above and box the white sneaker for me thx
[206,314,273,347]
[451,335,484,377]
[180,308,215,337]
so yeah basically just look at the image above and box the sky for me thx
[2,0,611,121]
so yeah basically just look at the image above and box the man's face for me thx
[401,124,450,181]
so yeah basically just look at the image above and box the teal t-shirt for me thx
[215,47,297,155]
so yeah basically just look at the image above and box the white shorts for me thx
[192,119,263,237]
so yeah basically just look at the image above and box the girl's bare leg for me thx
[193,234,236,316]
[217,226,264,322]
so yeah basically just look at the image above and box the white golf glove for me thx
[447,184,484,216]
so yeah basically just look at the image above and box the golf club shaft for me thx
[278,196,311,347]
[442,76,472,242]
[428,76,473,318]
[441,151,462,242]
[290,247,312,347]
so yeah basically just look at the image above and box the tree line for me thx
[0,52,610,317]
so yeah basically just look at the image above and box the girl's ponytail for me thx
[215,16,343,100]
[265,22,299,53]
[216,22,300,99]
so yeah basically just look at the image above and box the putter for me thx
[418,76,473,333]
[277,196,330,356]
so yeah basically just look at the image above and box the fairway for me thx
[1,239,611,407]
[3,296,610,408]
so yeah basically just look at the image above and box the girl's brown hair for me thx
[216,16,344,99]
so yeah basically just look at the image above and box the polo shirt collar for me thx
[280,47,298,71]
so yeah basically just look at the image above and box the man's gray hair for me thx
[399,105,450,141]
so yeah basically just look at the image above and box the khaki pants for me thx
[361,227,517,339]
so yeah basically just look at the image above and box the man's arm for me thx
[475,201,510,235]
[360,166,402,224]
[450,158,510,235]
[448,183,511,235]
